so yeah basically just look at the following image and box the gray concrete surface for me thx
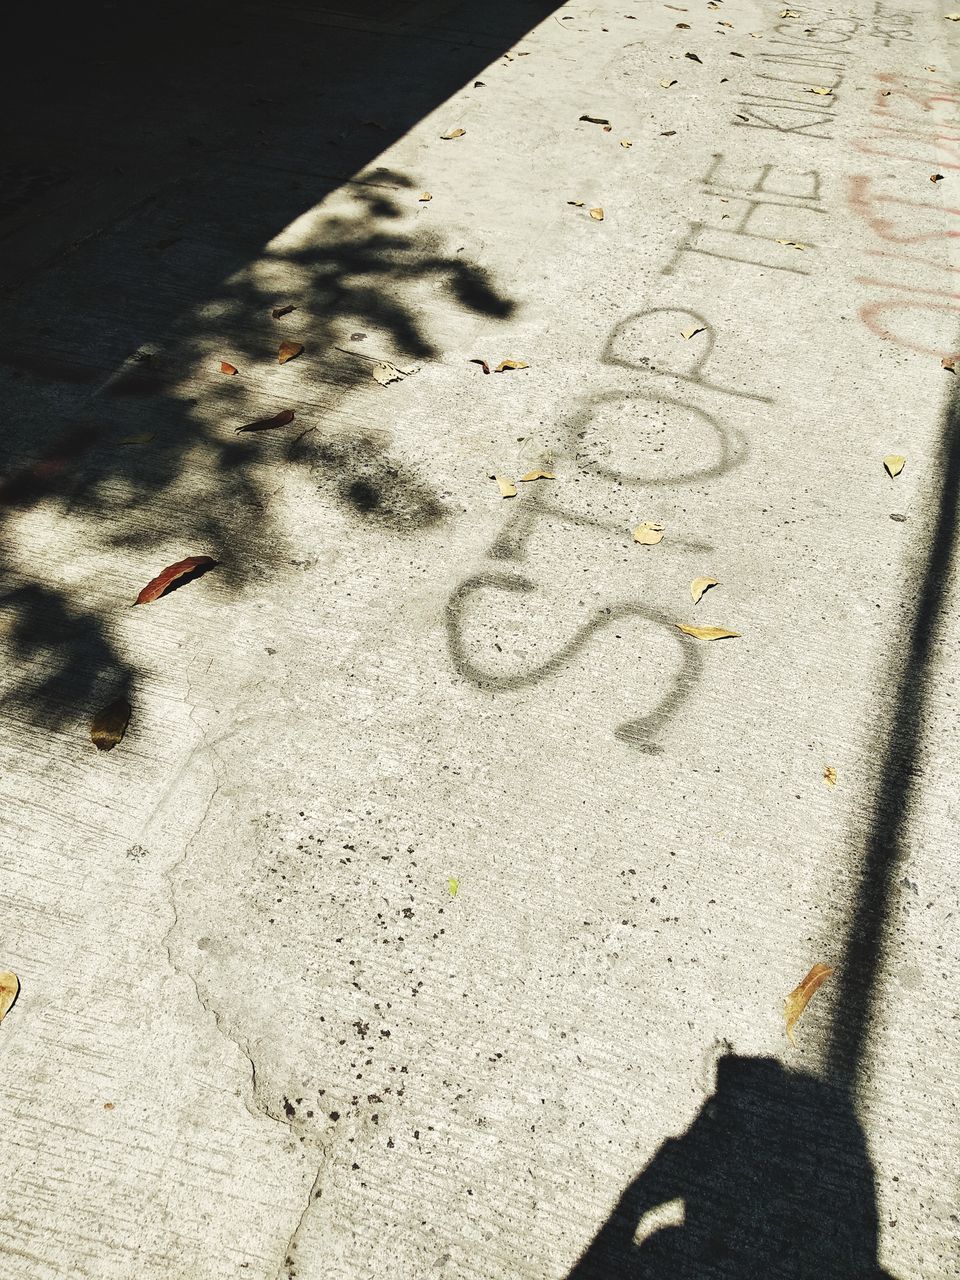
[0,0,959,1276]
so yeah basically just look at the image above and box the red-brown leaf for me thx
[272,305,297,319]
[278,341,304,365]
[470,358,491,374]
[134,556,217,605]
[236,408,295,433]
[220,361,239,375]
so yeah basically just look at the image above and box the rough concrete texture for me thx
[0,0,959,1276]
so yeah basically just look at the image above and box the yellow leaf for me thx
[633,521,665,545]
[567,199,585,206]
[620,139,633,148]
[441,127,466,139]
[784,962,833,1045]
[823,765,837,788]
[660,78,678,88]
[675,623,739,640]
[776,239,806,249]
[448,877,460,897]
[519,469,556,482]
[589,207,604,221]
[419,192,433,201]
[494,359,529,372]
[805,85,832,94]
[493,475,518,498]
[883,454,906,477]
[690,576,719,604]
[681,325,706,340]
[0,972,18,1025]
[91,697,132,752]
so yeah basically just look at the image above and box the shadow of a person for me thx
[568,1054,895,1280]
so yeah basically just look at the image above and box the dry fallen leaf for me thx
[749,30,763,36]
[470,358,491,374]
[620,139,633,148]
[117,433,155,446]
[494,359,529,372]
[589,207,605,221]
[91,697,132,752]
[784,962,834,1045]
[579,114,611,124]
[776,239,806,249]
[690,576,719,604]
[805,85,832,94]
[633,521,665,545]
[448,877,460,897]
[237,408,296,433]
[675,623,740,640]
[272,304,296,319]
[924,65,937,71]
[567,199,585,206]
[780,7,800,14]
[823,765,837,788]
[676,21,691,27]
[441,127,466,139]
[681,325,706,340]
[931,173,945,183]
[219,361,238,376]
[372,359,420,386]
[134,555,217,605]
[519,469,556,482]
[278,341,304,365]
[0,972,19,1025]
[685,51,703,62]
[660,78,678,87]
[493,475,518,498]
[942,356,957,372]
[884,454,906,477]
[419,191,433,201]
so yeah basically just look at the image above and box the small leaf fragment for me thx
[419,191,433,201]
[931,172,944,183]
[237,408,296,433]
[219,361,239,376]
[589,207,605,221]
[823,765,837,788]
[620,139,633,148]
[272,304,296,319]
[681,325,706,339]
[633,521,665,545]
[278,341,304,365]
[470,358,491,374]
[784,962,833,1045]
[884,454,906,477]
[780,7,800,14]
[373,362,401,386]
[448,877,460,897]
[493,475,518,498]
[579,114,611,124]
[776,239,806,249]
[685,51,703,62]
[942,355,957,372]
[91,697,132,752]
[805,85,832,94]
[441,127,466,139]
[0,973,19,1025]
[676,21,691,27]
[675,623,740,640]
[660,78,678,87]
[117,433,155,446]
[135,555,217,605]
[690,576,719,604]
[494,359,529,372]
[519,469,556,482]
[567,199,585,206]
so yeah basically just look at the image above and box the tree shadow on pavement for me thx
[568,1054,894,1280]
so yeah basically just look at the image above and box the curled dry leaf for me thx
[470,358,491,374]
[372,359,420,386]
[419,191,433,201]
[567,199,585,206]
[675,623,740,640]
[931,173,945,183]
[135,555,217,605]
[91,697,132,752]
[441,127,466,139]
[272,304,296,319]
[633,521,665,545]
[823,765,837,788]
[784,962,834,1045]
[0,972,19,1025]
[493,475,518,498]
[494,359,529,372]
[685,51,703,62]
[237,408,295,433]
[448,877,460,897]
[589,207,605,221]
[620,139,633,148]
[776,239,806,249]
[519,469,556,482]
[941,355,957,372]
[690,576,719,604]
[219,361,238,376]
[681,325,706,339]
[884,454,906,477]
[660,78,678,87]
[579,114,611,124]
[676,21,691,27]
[805,85,832,94]
[278,341,304,365]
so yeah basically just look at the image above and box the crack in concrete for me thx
[276,1165,325,1280]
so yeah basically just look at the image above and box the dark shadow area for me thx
[0,0,557,728]
[569,1054,894,1280]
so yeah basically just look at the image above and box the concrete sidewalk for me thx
[0,1,958,1276]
